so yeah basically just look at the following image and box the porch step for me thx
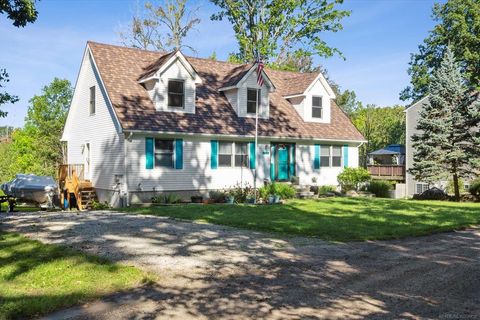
[297,191,316,199]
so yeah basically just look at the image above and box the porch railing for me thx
[367,165,405,178]
[58,164,85,182]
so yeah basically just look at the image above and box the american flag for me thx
[256,60,264,86]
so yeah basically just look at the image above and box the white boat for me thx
[1,174,57,208]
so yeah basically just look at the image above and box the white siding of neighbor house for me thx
[148,58,196,114]
[290,79,332,124]
[236,70,270,118]
[63,49,125,200]
[296,144,359,186]
[126,134,359,193]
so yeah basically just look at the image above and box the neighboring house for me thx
[61,42,366,207]
[367,144,406,182]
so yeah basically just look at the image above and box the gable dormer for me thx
[285,72,336,124]
[219,63,275,119]
[138,51,202,114]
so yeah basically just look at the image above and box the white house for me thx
[62,42,366,207]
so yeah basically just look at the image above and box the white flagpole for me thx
[253,81,259,204]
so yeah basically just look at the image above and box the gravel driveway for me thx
[1,210,479,319]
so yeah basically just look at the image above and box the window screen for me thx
[234,142,248,167]
[218,142,233,167]
[312,96,322,118]
[320,145,330,167]
[332,146,342,167]
[168,80,184,108]
[247,88,260,114]
[155,139,174,167]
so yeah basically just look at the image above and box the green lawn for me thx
[0,232,151,320]
[122,198,480,242]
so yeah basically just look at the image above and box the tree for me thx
[409,47,480,201]
[268,50,320,73]
[0,69,19,117]
[0,0,37,27]
[350,104,405,167]
[210,0,350,63]
[401,0,480,102]
[8,79,73,178]
[335,89,361,116]
[119,0,200,52]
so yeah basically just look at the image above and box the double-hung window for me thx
[332,146,342,167]
[247,88,260,114]
[218,141,249,167]
[320,145,330,167]
[234,142,248,167]
[89,86,96,115]
[155,139,174,167]
[312,96,322,118]
[416,183,429,194]
[168,80,184,108]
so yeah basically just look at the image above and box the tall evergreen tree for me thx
[410,47,479,200]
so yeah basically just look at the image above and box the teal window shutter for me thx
[314,144,320,169]
[211,140,218,169]
[343,144,349,168]
[175,139,183,169]
[145,137,154,169]
[249,142,256,169]
[270,144,275,180]
[289,144,295,176]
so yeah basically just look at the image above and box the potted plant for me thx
[225,190,235,204]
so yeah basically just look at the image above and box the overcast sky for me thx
[0,0,440,128]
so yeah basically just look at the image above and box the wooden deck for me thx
[58,164,97,210]
[367,165,405,181]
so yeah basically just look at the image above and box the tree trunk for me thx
[453,173,460,202]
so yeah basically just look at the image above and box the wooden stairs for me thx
[58,164,98,210]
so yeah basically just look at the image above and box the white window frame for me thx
[247,88,261,114]
[154,138,174,168]
[320,145,342,168]
[312,95,323,119]
[167,79,185,109]
[218,141,249,168]
[89,86,96,115]
[416,183,429,194]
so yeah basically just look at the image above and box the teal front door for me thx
[277,147,289,180]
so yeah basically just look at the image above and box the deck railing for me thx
[58,164,84,181]
[367,165,405,178]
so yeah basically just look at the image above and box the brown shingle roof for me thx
[87,41,365,141]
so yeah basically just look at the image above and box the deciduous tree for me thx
[401,0,480,102]
[210,0,350,63]
[0,0,37,27]
[119,0,200,52]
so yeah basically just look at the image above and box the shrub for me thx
[209,190,226,203]
[469,178,480,199]
[412,187,449,201]
[337,167,371,192]
[318,185,337,195]
[367,180,392,198]
[152,194,182,204]
[91,200,110,210]
[226,183,254,203]
[258,182,296,200]
[446,178,465,195]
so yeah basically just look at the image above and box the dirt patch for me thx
[1,210,479,319]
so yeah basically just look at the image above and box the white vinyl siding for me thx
[63,50,125,195]
[290,79,331,123]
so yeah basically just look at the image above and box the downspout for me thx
[124,132,133,207]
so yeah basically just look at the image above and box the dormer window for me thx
[247,88,261,114]
[312,96,322,118]
[168,80,184,108]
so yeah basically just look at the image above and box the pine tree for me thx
[410,46,479,201]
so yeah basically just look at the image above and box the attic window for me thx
[312,96,322,118]
[168,80,184,108]
[89,86,96,115]
[247,88,260,114]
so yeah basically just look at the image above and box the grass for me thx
[122,197,480,242]
[0,232,151,320]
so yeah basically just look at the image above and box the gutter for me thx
[123,129,368,145]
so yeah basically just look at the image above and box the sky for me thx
[0,0,440,128]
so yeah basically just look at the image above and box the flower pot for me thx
[268,195,275,205]
[225,196,235,204]
[273,195,281,203]
[246,197,256,204]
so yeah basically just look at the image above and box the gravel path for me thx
[1,210,479,319]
